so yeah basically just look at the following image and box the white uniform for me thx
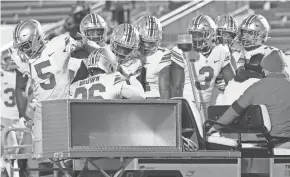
[12,34,83,102]
[121,58,142,78]
[1,70,19,121]
[11,34,83,156]
[69,72,128,99]
[143,48,169,98]
[233,45,290,76]
[170,44,231,104]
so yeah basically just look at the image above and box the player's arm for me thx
[15,69,28,119]
[128,75,145,95]
[171,61,185,98]
[117,80,146,99]
[159,65,171,99]
[170,47,185,98]
[221,53,236,85]
[158,50,173,99]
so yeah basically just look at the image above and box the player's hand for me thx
[184,49,200,62]
[119,65,132,79]
[77,32,88,46]
[64,36,78,53]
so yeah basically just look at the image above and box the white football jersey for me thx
[233,45,280,66]
[171,44,231,103]
[1,70,19,119]
[69,72,127,99]
[12,34,82,102]
[143,48,168,98]
[121,58,142,78]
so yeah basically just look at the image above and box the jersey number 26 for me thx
[74,83,106,99]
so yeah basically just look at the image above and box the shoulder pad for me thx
[171,45,182,53]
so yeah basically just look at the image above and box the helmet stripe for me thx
[13,21,23,43]
[229,15,233,29]
[245,14,256,26]
[92,14,97,24]
[126,24,133,43]
[149,16,155,37]
[89,14,93,23]
[196,15,203,27]
[147,16,150,37]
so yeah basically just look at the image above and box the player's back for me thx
[70,72,126,99]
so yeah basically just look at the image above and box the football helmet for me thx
[215,14,238,46]
[134,15,162,56]
[80,13,107,46]
[187,15,216,54]
[110,23,140,63]
[238,14,270,48]
[13,19,45,59]
[87,47,118,74]
[1,49,17,71]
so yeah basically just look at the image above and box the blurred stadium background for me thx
[1,0,290,54]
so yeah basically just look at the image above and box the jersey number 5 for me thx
[74,83,106,99]
[34,60,56,90]
[195,66,214,90]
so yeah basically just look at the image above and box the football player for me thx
[133,15,170,99]
[110,23,143,79]
[159,15,235,119]
[210,14,239,105]
[80,13,108,48]
[11,19,88,172]
[0,50,22,177]
[234,14,290,75]
[1,50,19,129]
[62,13,104,59]
[69,47,145,99]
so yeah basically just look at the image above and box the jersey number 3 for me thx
[34,60,56,90]
[4,88,16,107]
[195,66,214,90]
[74,83,106,99]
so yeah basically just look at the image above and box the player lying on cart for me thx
[207,50,290,149]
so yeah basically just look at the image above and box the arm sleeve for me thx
[171,61,185,98]
[158,49,172,71]
[170,46,185,68]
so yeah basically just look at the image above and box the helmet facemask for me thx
[84,27,106,46]
[111,41,137,64]
[139,38,159,56]
[188,30,212,54]
[239,28,265,49]
[15,34,45,59]
[216,28,237,47]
